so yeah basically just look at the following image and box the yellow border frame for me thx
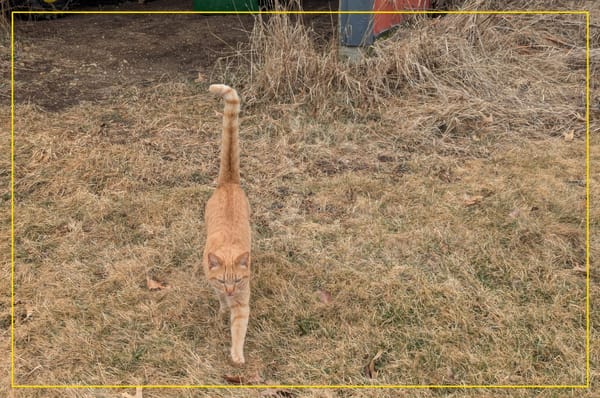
[10,8,591,390]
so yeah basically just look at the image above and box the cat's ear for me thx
[235,252,250,268]
[208,253,223,270]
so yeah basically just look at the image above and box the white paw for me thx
[231,350,245,365]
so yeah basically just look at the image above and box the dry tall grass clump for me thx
[222,0,592,132]
[243,13,343,108]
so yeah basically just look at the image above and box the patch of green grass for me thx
[296,316,320,336]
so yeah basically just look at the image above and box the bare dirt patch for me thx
[11,0,337,112]
[13,13,253,110]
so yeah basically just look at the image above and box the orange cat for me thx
[203,84,252,365]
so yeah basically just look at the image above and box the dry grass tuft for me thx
[216,0,594,130]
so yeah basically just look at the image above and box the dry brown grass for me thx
[2,0,599,397]
[218,0,597,124]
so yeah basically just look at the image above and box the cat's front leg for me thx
[229,297,250,365]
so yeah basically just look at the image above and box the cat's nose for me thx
[225,286,235,296]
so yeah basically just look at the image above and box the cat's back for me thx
[205,183,250,232]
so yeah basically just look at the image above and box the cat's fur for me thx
[203,84,252,365]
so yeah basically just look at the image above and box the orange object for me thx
[373,0,431,36]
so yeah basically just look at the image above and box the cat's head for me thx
[206,251,250,296]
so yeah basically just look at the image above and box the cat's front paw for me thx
[231,350,245,366]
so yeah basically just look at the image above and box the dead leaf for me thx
[223,374,245,384]
[260,389,296,397]
[121,387,142,398]
[508,208,520,218]
[482,114,493,124]
[572,265,587,274]
[146,276,169,291]
[223,371,262,385]
[563,130,574,141]
[23,304,34,322]
[195,72,205,83]
[364,349,384,379]
[463,194,484,206]
[573,265,599,280]
[317,288,332,304]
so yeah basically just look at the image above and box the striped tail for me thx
[209,84,241,186]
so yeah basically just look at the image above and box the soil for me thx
[12,0,337,111]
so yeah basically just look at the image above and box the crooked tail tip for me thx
[209,84,232,97]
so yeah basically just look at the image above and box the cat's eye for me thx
[217,279,225,284]
[234,278,242,284]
